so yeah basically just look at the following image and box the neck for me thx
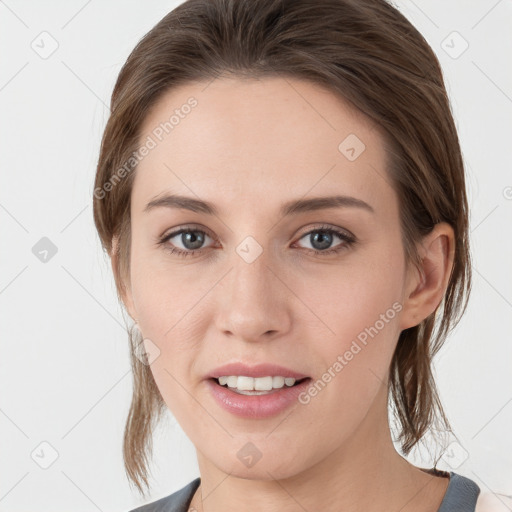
[191,384,449,512]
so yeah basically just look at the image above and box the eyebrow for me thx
[144,193,374,216]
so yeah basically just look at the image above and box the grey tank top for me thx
[128,471,480,512]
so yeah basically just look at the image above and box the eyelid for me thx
[159,223,215,240]
[295,223,355,241]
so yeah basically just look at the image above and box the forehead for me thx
[132,76,394,216]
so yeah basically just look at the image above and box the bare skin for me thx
[114,76,454,512]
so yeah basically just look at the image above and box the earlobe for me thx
[399,223,455,331]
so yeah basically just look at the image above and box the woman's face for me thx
[122,77,420,479]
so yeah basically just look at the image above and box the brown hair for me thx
[93,0,472,496]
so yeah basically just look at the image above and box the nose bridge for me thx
[214,234,291,339]
[233,239,272,306]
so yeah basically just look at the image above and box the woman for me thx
[92,0,499,510]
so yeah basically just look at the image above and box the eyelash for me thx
[157,224,356,258]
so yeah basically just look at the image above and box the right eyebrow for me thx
[144,194,218,216]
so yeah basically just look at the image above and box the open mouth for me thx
[210,376,310,395]
[206,375,313,417]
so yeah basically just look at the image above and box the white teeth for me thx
[272,376,285,389]
[216,375,299,391]
[238,376,258,390]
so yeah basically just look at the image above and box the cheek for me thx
[297,251,403,331]
[290,261,403,441]
[128,248,218,406]
[129,245,211,343]
[294,250,405,382]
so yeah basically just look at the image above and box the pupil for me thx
[182,231,204,250]
[311,231,332,250]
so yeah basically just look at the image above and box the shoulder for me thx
[126,478,201,512]
[475,492,512,512]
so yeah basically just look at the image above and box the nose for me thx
[213,244,293,343]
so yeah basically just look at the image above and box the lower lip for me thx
[205,378,312,419]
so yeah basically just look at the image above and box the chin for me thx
[201,440,311,482]
[222,463,302,482]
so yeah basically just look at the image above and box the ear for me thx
[111,234,138,322]
[399,222,455,331]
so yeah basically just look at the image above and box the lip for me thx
[206,377,312,419]
[207,362,309,380]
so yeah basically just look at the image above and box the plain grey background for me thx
[1,1,511,511]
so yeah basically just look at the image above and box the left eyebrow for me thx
[143,193,375,216]
[279,195,374,216]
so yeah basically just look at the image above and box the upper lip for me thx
[208,362,310,380]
